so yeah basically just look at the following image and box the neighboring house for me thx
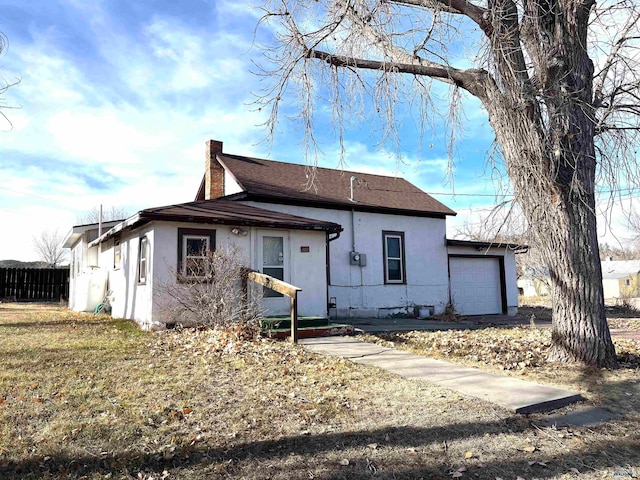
[64,139,524,329]
[518,260,640,302]
[601,260,640,300]
[517,266,551,297]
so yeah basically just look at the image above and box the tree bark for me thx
[478,5,618,365]
[264,0,624,367]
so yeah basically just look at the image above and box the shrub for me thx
[157,245,263,329]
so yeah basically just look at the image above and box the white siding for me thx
[98,225,155,327]
[602,279,621,299]
[224,170,244,195]
[241,201,450,317]
[96,221,330,328]
[68,231,106,313]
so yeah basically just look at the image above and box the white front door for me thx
[257,231,290,315]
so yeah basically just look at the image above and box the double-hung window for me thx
[138,236,149,284]
[177,229,216,279]
[383,231,405,284]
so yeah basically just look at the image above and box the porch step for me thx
[260,316,329,330]
[263,323,354,340]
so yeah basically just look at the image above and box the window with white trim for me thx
[177,229,216,279]
[138,236,148,284]
[383,231,405,284]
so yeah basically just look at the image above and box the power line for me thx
[0,185,65,203]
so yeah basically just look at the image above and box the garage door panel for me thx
[449,257,502,315]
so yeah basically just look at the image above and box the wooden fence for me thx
[0,267,70,302]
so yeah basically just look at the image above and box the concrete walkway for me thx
[299,336,583,414]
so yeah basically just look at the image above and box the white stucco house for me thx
[64,139,524,329]
[601,260,640,301]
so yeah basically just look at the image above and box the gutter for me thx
[88,211,343,248]
[88,213,142,247]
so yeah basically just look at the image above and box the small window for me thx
[114,238,121,269]
[183,235,210,276]
[75,247,81,276]
[383,231,405,284]
[138,237,148,284]
[177,229,216,279]
[626,278,631,287]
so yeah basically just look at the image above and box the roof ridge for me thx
[221,152,413,183]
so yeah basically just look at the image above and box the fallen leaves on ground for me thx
[367,327,640,371]
[2,304,640,480]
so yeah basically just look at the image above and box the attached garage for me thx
[445,239,526,316]
[449,256,505,315]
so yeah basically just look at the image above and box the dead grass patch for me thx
[0,303,638,479]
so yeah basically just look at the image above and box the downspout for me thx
[349,175,356,202]
[351,208,356,253]
[326,230,341,318]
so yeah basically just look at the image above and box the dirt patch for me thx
[0,303,639,479]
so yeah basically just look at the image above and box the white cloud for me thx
[0,1,275,261]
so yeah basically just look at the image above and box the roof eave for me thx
[137,211,342,233]
[239,192,456,218]
[446,238,529,254]
[64,220,124,248]
[88,214,143,247]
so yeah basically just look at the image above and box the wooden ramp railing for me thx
[244,271,302,343]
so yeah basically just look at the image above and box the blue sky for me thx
[0,0,633,261]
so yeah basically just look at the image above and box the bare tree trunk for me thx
[259,0,640,366]
[480,38,617,366]
[545,204,616,366]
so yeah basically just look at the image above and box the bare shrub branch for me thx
[156,245,264,329]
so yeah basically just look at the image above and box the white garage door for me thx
[449,257,503,315]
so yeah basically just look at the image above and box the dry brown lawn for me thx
[1,303,639,479]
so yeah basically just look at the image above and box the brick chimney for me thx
[205,140,224,200]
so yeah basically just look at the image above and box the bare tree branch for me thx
[390,0,491,32]
[77,206,129,224]
[33,230,66,268]
[256,0,640,366]
[0,30,20,131]
[308,49,488,95]
[593,10,640,106]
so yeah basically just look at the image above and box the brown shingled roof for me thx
[140,199,342,232]
[198,153,456,217]
[92,200,342,245]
